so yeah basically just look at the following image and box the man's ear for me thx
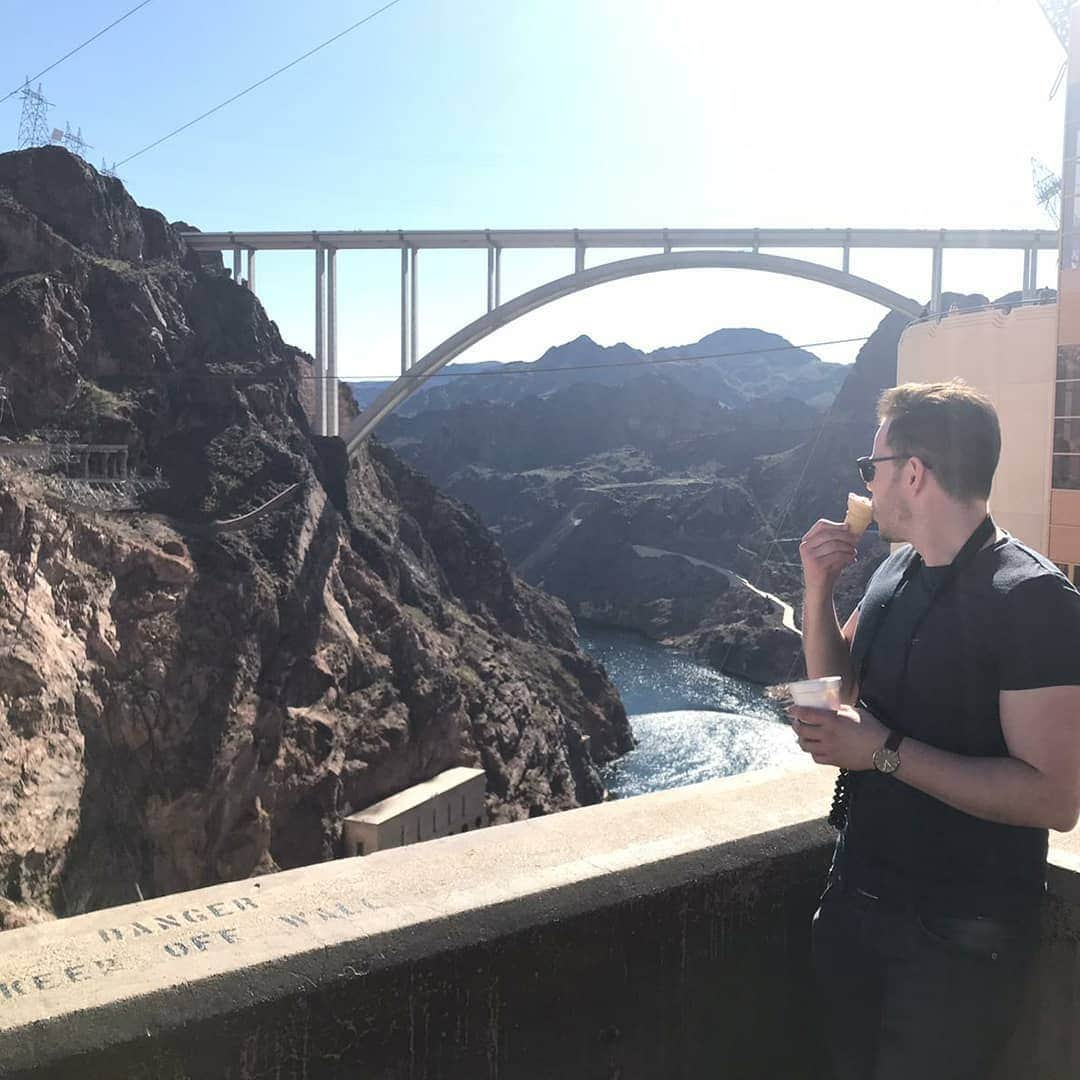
[908,456,931,492]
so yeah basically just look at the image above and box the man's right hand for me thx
[800,519,858,595]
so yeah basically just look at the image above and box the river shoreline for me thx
[575,621,803,798]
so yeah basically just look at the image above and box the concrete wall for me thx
[897,304,1057,553]
[2,763,1080,1078]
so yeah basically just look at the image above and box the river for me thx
[577,623,803,798]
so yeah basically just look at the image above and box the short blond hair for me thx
[877,380,1000,501]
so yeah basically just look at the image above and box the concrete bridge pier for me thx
[398,242,420,375]
[930,242,944,314]
[410,247,419,370]
[400,246,411,373]
[229,244,257,292]
[303,244,340,438]
[574,229,586,273]
[326,247,338,438]
[1024,246,1040,300]
[485,234,501,312]
[315,246,326,436]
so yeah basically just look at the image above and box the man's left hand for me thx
[787,704,888,771]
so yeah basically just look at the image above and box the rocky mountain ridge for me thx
[349,328,848,414]
[0,146,631,929]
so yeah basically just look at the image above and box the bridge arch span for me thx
[342,250,922,454]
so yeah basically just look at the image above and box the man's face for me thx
[866,420,912,544]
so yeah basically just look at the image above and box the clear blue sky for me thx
[0,0,1069,377]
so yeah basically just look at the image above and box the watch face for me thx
[873,748,900,774]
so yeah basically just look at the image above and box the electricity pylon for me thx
[16,79,51,149]
[1038,0,1074,49]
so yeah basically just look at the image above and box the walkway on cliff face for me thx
[630,545,800,635]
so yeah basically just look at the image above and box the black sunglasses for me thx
[856,455,909,483]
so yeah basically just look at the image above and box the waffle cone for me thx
[844,493,873,537]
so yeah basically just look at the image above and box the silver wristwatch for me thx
[872,730,904,775]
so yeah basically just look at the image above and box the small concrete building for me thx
[343,767,487,857]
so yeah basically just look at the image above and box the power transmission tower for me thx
[1038,0,1073,50]
[1033,157,1063,222]
[0,375,16,431]
[56,122,92,159]
[16,79,51,149]
[100,158,119,179]
[1028,5,1075,217]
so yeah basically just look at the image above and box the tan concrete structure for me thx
[342,766,487,856]
[897,302,1057,552]
[1,760,1079,1077]
[1050,4,1080,582]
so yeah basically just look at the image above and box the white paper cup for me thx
[787,676,841,710]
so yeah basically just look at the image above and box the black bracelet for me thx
[828,769,851,831]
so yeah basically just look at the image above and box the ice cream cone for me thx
[844,493,873,538]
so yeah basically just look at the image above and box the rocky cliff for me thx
[0,147,631,929]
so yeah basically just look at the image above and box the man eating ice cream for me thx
[793,380,1080,1079]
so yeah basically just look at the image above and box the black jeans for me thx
[811,881,1041,1080]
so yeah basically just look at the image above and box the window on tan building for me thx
[1054,563,1080,587]
[1052,457,1080,488]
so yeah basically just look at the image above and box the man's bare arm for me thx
[799,519,859,703]
[889,685,1080,831]
[896,685,1080,831]
[805,602,859,697]
[792,685,1080,831]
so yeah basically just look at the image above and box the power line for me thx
[77,334,871,383]
[1,1,156,105]
[116,0,407,167]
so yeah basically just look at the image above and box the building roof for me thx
[344,767,486,826]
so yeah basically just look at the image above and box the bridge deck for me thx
[181,226,1059,253]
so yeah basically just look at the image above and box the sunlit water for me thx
[577,622,803,798]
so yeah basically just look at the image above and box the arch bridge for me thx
[180,227,1058,452]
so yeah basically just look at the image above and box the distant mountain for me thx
[368,299,1007,682]
[377,373,823,479]
[348,328,847,414]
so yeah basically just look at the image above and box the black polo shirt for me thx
[839,534,1080,916]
